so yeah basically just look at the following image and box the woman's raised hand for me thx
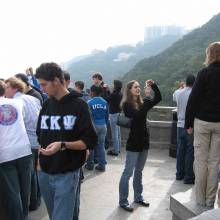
[145,79,154,87]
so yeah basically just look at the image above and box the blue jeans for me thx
[110,113,121,154]
[119,150,148,206]
[87,124,107,169]
[176,127,194,182]
[0,155,32,220]
[38,169,80,220]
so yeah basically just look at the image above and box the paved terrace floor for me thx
[29,148,193,220]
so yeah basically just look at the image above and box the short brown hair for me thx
[5,77,25,93]
[92,72,103,81]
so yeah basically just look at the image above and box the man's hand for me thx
[37,158,41,171]
[187,127,193,135]
[40,142,61,156]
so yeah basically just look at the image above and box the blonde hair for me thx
[5,77,25,93]
[121,80,143,109]
[205,42,220,66]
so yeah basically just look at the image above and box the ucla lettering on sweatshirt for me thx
[87,97,109,125]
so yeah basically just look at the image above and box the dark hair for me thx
[0,81,6,96]
[92,72,103,81]
[186,74,195,87]
[35,62,64,83]
[15,73,29,86]
[90,84,102,96]
[75,81,84,90]
[63,71,70,81]
[113,80,122,91]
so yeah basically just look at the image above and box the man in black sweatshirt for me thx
[35,62,97,220]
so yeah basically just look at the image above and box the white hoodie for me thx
[0,97,31,163]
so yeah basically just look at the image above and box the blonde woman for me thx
[185,42,220,208]
[119,79,161,212]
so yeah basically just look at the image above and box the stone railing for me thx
[120,106,177,149]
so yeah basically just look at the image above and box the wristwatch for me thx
[60,142,66,151]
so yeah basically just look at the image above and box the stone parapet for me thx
[120,120,173,149]
[148,120,172,148]
[170,189,220,220]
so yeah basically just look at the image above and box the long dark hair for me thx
[121,80,143,109]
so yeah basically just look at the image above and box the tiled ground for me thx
[29,148,192,220]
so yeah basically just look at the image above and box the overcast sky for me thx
[0,0,219,78]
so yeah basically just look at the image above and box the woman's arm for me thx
[185,69,206,129]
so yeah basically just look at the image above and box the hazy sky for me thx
[0,0,219,78]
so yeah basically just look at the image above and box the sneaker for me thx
[29,204,40,211]
[84,164,94,170]
[107,150,119,156]
[120,204,134,212]
[184,180,194,184]
[95,165,105,172]
[135,200,150,207]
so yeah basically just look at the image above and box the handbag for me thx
[116,113,132,128]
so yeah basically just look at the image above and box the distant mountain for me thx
[64,54,91,66]
[122,13,220,105]
[65,34,183,88]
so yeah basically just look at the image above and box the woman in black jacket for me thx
[185,42,220,207]
[119,79,161,212]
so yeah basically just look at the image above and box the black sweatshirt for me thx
[123,83,162,152]
[106,90,123,114]
[36,90,97,174]
[185,61,220,129]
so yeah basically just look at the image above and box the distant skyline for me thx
[0,0,219,78]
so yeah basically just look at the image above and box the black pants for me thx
[0,155,32,220]
[29,149,41,210]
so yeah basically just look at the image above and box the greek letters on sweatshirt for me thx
[36,91,97,174]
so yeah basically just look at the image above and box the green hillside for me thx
[65,35,181,87]
[122,13,220,105]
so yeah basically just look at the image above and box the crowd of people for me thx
[0,41,220,220]
[0,62,160,220]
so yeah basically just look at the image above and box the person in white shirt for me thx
[173,81,185,103]
[4,76,42,211]
[0,80,32,220]
[175,75,195,184]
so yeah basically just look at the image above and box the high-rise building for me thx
[144,25,187,42]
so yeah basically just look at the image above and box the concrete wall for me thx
[120,120,173,149]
